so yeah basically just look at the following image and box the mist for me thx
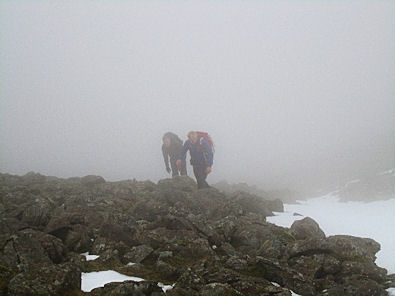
[1,1,394,192]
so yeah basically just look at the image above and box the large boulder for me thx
[287,235,381,262]
[290,217,326,240]
[228,192,278,216]
[157,176,196,192]
[326,235,381,262]
[1,229,53,272]
[324,276,387,296]
[81,175,106,186]
[125,245,154,264]
[20,197,53,228]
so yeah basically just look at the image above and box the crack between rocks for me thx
[288,249,335,260]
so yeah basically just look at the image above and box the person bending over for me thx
[162,132,187,177]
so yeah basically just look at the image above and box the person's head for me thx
[187,131,198,144]
[162,136,171,147]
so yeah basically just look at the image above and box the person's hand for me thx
[166,167,171,174]
[206,166,212,174]
[176,160,182,170]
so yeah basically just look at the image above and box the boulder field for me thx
[0,172,393,295]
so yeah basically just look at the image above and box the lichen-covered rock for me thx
[228,192,275,217]
[339,261,387,283]
[36,232,67,264]
[290,217,326,240]
[89,280,163,296]
[20,197,53,228]
[157,176,196,193]
[1,229,53,272]
[326,235,381,262]
[7,263,81,296]
[266,198,285,212]
[0,265,14,295]
[199,282,242,296]
[127,245,154,263]
[246,257,316,296]
[80,175,106,186]
[324,276,387,296]
[166,286,199,296]
[287,234,381,263]
[231,220,293,256]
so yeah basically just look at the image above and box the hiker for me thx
[162,132,187,177]
[177,131,214,189]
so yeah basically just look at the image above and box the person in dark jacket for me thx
[177,131,213,189]
[162,132,187,177]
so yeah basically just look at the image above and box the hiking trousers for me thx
[193,165,210,189]
[170,158,187,177]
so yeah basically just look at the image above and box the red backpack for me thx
[196,131,215,153]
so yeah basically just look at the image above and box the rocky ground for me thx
[1,172,394,295]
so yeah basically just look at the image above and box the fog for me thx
[1,1,394,191]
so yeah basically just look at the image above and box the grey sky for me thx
[1,1,394,190]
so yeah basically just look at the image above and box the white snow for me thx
[81,252,99,261]
[158,282,175,292]
[387,287,395,296]
[270,282,301,295]
[81,270,174,293]
[344,179,360,187]
[267,193,395,274]
[81,270,144,292]
[378,168,395,176]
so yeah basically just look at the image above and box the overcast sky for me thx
[0,1,394,190]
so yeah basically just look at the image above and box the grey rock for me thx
[127,245,154,263]
[290,217,326,240]
[7,263,80,296]
[199,283,242,296]
[90,280,163,296]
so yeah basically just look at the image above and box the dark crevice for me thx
[10,239,21,265]
[314,266,326,279]
[288,249,334,260]
[48,226,72,242]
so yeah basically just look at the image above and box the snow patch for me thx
[344,179,360,187]
[158,282,174,292]
[81,270,144,292]
[81,270,174,293]
[81,252,99,261]
[270,282,301,295]
[378,168,395,176]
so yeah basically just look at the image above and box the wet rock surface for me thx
[0,172,392,295]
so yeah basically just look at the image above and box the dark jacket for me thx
[179,137,214,167]
[162,133,184,169]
